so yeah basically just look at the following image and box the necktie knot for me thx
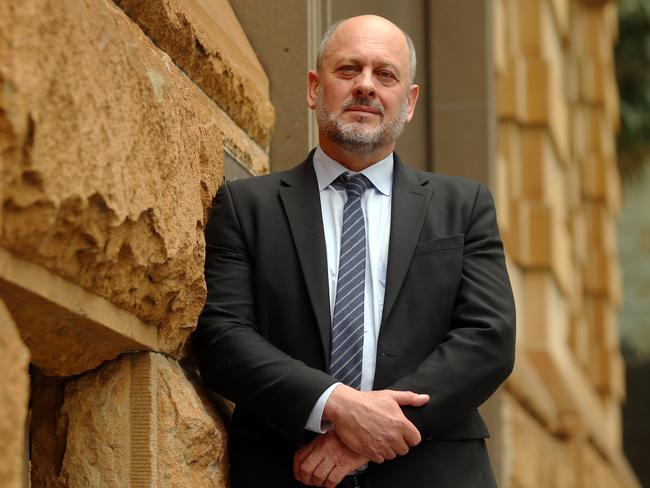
[333,173,373,199]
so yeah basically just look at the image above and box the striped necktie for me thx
[329,173,373,389]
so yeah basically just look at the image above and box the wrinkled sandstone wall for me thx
[495,0,639,486]
[0,0,270,356]
[31,353,229,487]
[0,0,271,485]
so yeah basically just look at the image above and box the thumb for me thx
[389,390,430,406]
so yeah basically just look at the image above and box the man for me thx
[193,15,515,488]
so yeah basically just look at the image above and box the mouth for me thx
[344,106,381,116]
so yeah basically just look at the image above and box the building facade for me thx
[0,0,641,486]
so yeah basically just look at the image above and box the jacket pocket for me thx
[414,234,464,255]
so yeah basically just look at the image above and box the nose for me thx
[353,68,376,98]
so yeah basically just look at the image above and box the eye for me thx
[377,70,396,81]
[337,65,360,76]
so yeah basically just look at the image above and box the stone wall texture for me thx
[0,0,269,484]
[0,300,29,488]
[0,0,268,356]
[30,353,229,488]
[495,0,640,486]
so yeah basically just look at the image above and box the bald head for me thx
[316,15,417,86]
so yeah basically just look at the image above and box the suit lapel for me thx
[380,155,433,328]
[278,155,332,366]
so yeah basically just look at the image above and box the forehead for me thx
[323,20,410,70]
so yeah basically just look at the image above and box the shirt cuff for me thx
[304,382,341,433]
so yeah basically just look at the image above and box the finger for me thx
[394,438,409,456]
[312,458,335,487]
[383,447,399,461]
[402,421,422,447]
[369,451,385,464]
[389,390,430,406]
[324,466,347,488]
[294,441,317,478]
[296,451,323,485]
[295,441,316,465]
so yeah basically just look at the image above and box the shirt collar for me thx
[313,147,393,196]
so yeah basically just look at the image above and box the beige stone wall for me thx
[31,353,228,487]
[495,0,639,486]
[0,0,270,485]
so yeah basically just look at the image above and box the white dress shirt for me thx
[305,147,393,432]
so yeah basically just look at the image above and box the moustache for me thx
[341,97,385,115]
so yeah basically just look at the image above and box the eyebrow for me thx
[334,57,401,75]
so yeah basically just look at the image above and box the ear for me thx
[405,84,420,122]
[307,70,319,110]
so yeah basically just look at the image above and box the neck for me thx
[319,136,394,172]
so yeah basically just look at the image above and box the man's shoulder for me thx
[405,165,486,199]
[225,160,310,196]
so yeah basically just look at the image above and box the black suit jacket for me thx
[192,152,516,487]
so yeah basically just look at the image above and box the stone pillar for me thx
[429,0,496,184]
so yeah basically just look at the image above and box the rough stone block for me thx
[0,299,30,488]
[582,248,611,297]
[30,352,229,487]
[578,4,613,64]
[571,104,589,163]
[609,351,626,402]
[585,296,618,352]
[567,53,582,105]
[580,153,608,201]
[516,0,545,57]
[498,122,522,199]
[0,0,269,354]
[570,207,587,267]
[29,373,70,488]
[604,65,621,131]
[579,58,606,105]
[549,0,569,40]
[495,154,511,238]
[504,392,574,488]
[510,200,572,294]
[522,272,614,453]
[585,202,616,253]
[519,128,567,217]
[0,247,157,376]
[522,272,569,355]
[578,441,624,488]
[569,315,591,374]
[505,351,562,434]
[605,157,622,217]
[515,57,549,124]
[497,56,518,119]
[584,106,616,161]
[494,0,507,74]
[114,0,274,149]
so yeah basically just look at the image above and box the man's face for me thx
[308,17,419,155]
[314,85,409,154]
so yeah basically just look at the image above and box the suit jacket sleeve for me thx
[191,183,337,445]
[390,182,516,440]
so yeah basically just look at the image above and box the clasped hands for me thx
[293,384,429,487]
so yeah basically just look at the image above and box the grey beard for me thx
[316,91,409,154]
